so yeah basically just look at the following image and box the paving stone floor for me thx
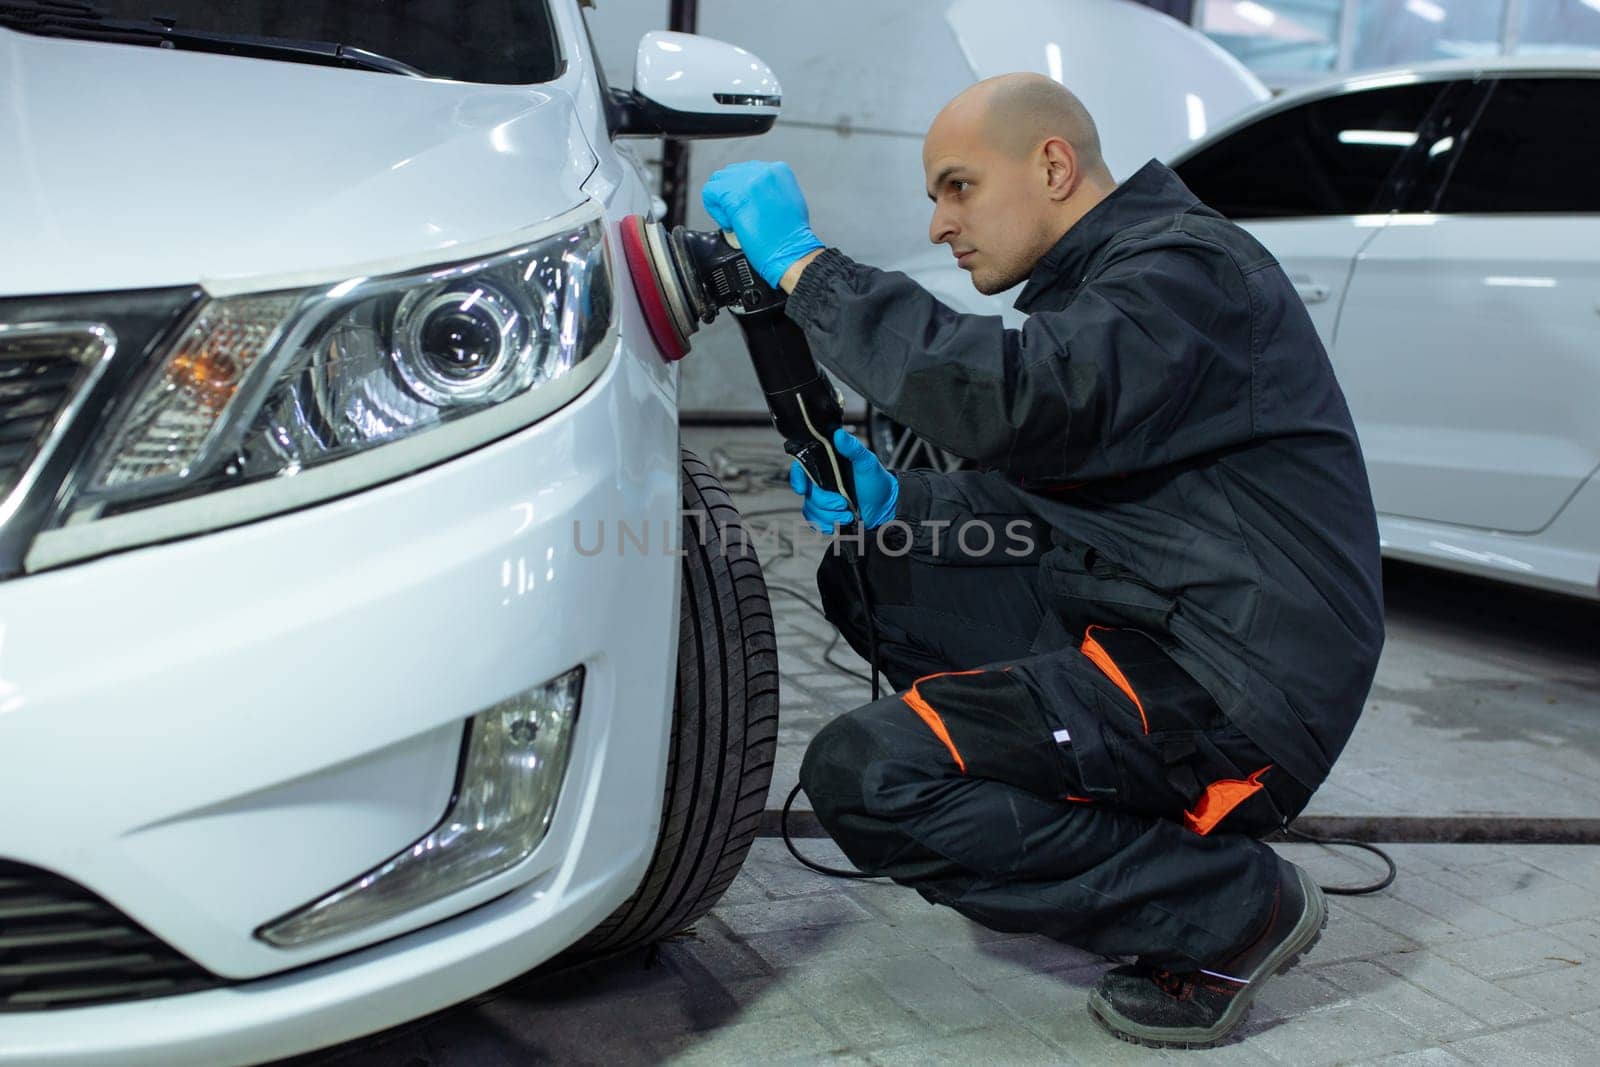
[315,427,1600,1066]
[329,840,1600,1066]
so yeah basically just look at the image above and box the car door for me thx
[1333,75,1600,533]
[1170,78,1452,347]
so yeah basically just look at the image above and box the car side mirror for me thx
[611,30,780,139]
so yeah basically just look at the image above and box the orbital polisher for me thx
[618,214,859,516]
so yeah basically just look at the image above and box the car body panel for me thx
[1240,218,1385,346]
[0,27,597,297]
[0,0,715,1058]
[0,339,680,983]
[1378,463,1600,599]
[1337,214,1600,534]
[0,477,673,1067]
[7,876,632,1067]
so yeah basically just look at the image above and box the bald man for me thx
[702,74,1383,1048]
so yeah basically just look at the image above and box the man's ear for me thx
[1041,137,1079,202]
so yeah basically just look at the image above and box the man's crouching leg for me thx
[797,676,1217,947]
[799,695,972,886]
[801,672,1323,1051]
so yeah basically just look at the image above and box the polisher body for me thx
[620,214,859,514]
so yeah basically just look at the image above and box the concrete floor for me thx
[297,427,1600,1066]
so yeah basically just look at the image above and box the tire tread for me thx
[561,448,778,959]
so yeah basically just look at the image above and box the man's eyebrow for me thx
[926,164,965,201]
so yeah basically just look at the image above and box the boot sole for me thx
[1086,866,1328,1050]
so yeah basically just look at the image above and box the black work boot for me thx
[1087,856,1327,1049]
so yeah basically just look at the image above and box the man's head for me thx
[923,73,1116,294]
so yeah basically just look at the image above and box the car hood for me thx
[945,0,1268,179]
[0,29,597,297]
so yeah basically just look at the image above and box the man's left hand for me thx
[701,161,825,289]
[789,428,900,534]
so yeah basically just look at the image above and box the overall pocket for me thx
[1184,727,1294,837]
[1044,554,1177,636]
[900,668,1066,799]
[1005,657,1123,802]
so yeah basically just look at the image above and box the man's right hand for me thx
[701,161,825,289]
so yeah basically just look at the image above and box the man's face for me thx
[923,110,1056,295]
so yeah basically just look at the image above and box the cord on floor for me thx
[1281,824,1397,895]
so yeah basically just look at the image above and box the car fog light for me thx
[257,667,584,948]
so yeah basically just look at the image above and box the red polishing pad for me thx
[619,214,690,362]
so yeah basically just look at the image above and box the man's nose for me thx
[929,206,957,246]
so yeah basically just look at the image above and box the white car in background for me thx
[873,0,1600,601]
[0,2,779,1064]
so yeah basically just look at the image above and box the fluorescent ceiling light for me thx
[1045,42,1063,83]
[1428,136,1454,156]
[1234,1,1277,29]
[1405,0,1446,23]
[1338,130,1420,147]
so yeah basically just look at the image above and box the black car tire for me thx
[563,447,779,958]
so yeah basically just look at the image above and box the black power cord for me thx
[780,781,882,880]
[1282,825,1397,896]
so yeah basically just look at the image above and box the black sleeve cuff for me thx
[892,468,933,525]
[785,248,853,333]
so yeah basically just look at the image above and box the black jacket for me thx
[785,160,1385,793]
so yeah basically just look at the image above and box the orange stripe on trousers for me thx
[1079,625,1149,734]
[899,668,991,774]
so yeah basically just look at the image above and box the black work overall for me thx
[785,162,1386,969]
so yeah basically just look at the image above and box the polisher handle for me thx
[730,305,860,517]
[787,434,860,518]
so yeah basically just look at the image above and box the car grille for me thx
[0,330,103,508]
[0,860,225,1011]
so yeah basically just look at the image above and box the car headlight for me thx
[26,204,614,571]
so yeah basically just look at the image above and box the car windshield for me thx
[22,0,562,84]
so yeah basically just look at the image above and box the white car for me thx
[0,4,779,1064]
[873,0,1600,601]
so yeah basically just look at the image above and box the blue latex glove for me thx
[701,161,825,288]
[789,428,899,534]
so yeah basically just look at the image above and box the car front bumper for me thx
[0,339,683,1065]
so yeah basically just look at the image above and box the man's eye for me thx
[952,180,970,194]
